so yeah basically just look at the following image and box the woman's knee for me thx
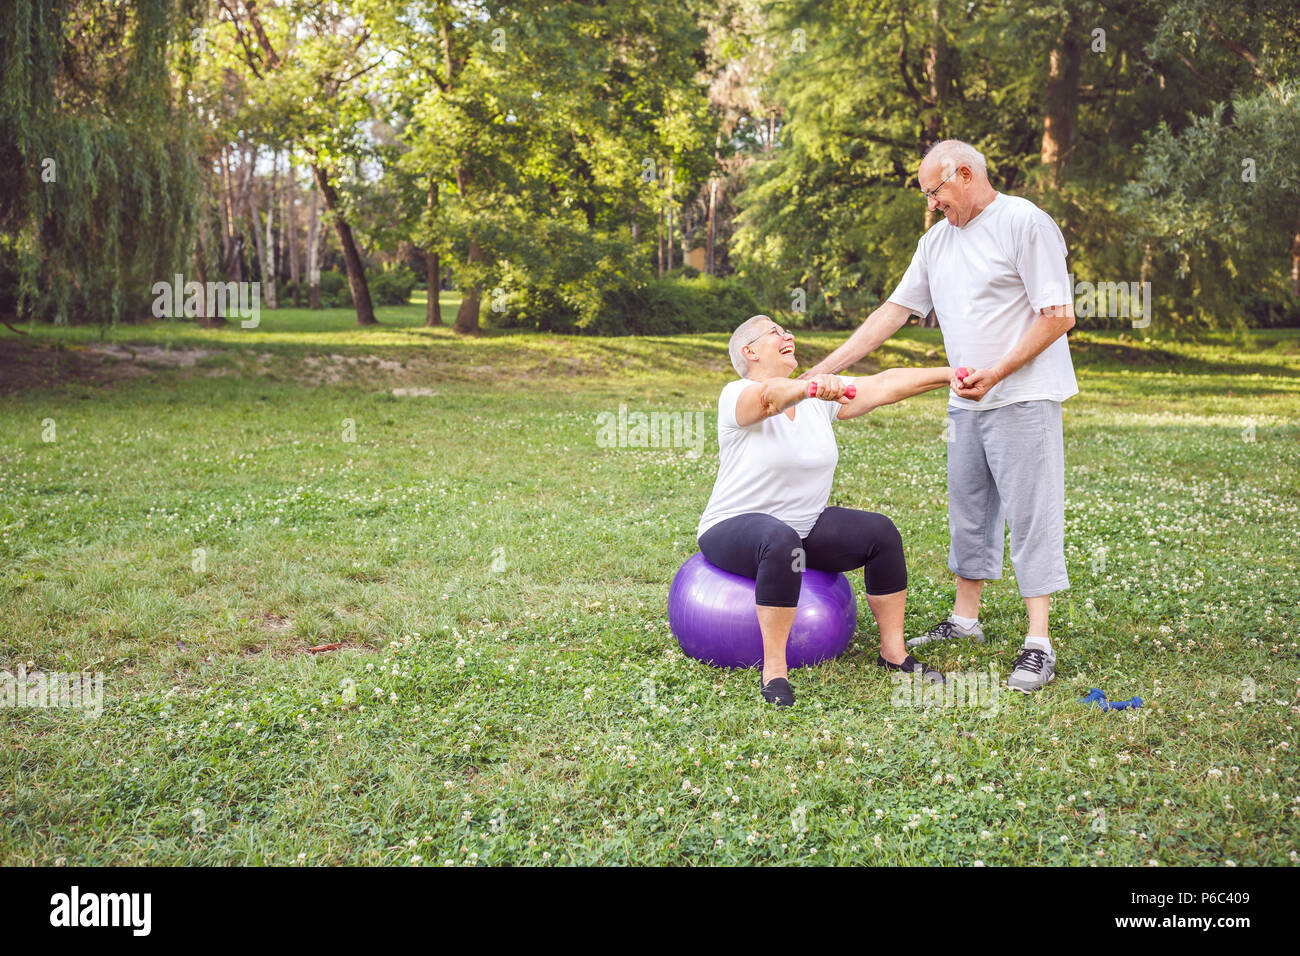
[756,521,803,565]
[867,512,903,549]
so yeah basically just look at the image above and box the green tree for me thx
[1,0,204,326]
[210,0,384,325]
[1124,1,1300,324]
[393,0,714,333]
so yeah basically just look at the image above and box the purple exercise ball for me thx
[668,553,857,669]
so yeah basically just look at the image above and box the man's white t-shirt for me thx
[888,193,1078,411]
[696,378,849,539]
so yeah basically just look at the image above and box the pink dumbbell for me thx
[807,381,857,399]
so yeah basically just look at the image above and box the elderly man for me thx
[803,139,1077,692]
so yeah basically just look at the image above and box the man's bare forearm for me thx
[953,305,1075,402]
[805,302,912,376]
[990,306,1075,381]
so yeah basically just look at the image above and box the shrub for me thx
[1242,291,1300,328]
[486,274,761,336]
[368,265,417,307]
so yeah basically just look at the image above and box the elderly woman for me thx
[697,314,954,706]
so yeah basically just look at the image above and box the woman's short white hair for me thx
[923,139,987,178]
[728,314,772,377]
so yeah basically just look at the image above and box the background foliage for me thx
[2,0,1298,332]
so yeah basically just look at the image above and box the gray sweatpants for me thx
[946,400,1068,598]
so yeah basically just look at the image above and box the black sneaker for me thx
[759,676,795,707]
[876,653,945,684]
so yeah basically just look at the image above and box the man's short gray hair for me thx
[923,139,987,178]
[728,314,771,377]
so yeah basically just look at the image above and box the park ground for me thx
[1,300,1298,865]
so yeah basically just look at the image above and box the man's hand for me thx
[952,367,1002,401]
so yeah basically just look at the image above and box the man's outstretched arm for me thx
[799,300,917,379]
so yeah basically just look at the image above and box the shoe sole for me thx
[1007,672,1055,693]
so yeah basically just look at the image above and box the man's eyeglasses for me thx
[745,324,788,347]
[921,168,958,202]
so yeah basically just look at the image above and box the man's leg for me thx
[1025,594,1050,637]
[909,409,1002,649]
[982,400,1068,691]
[954,575,985,620]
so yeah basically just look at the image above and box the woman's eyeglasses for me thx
[745,324,788,346]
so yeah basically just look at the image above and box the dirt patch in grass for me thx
[0,340,150,393]
[260,612,294,633]
[240,635,378,658]
[86,344,218,366]
[0,339,234,394]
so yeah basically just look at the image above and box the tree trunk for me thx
[286,158,300,288]
[451,163,481,333]
[707,178,718,275]
[263,155,278,308]
[1041,16,1081,185]
[194,216,226,328]
[220,147,243,282]
[921,2,945,333]
[922,0,949,236]
[657,206,665,277]
[1291,208,1300,297]
[426,249,441,326]
[307,188,322,310]
[453,239,482,333]
[248,159,277,310]
[666,168,675,272]
[680,206,690,271]
[312,163,377,325]
[425,179,441,326]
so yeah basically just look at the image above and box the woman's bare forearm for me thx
[736,377,809,426]
[871,366,952,406]
[835,367,951,421]
[757,378,808,417]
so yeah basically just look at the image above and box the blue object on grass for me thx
[1079,688,1143,712]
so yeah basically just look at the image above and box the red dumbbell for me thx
[807,381,857,399]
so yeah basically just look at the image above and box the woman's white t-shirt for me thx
[696,378,847,540]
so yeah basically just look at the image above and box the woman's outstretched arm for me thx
[736,374,850,427]
[835,367,953,420]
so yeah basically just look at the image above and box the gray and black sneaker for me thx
[1007,643,1055,692]
[906,617,985,650]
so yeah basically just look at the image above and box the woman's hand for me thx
[808,374,852,404]
[952,367,1002,401]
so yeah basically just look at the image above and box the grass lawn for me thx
[1,304,1298,865]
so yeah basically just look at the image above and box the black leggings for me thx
[697,508,907,607]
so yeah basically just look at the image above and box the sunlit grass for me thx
[0,318,1297,865]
